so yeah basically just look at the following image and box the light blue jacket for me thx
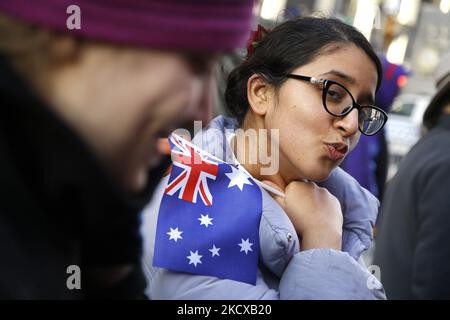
[141,116,385,299]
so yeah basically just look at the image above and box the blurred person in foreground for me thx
[0,0,253,299]
[374,52,450,299]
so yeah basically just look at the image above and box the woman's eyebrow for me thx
[359,93,375,105]
[320,70,376,104]
[319,70,355,84]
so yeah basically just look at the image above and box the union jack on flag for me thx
[153,134,263,285]
[164,134,219,206]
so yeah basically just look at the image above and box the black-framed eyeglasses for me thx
[286,74,388,136]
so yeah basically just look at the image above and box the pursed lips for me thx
[324,142,348,161]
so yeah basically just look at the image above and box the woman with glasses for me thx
[143,17,386,299]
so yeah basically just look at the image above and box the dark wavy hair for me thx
[225,17,383,125]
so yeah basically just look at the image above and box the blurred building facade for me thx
[256,0,450,99]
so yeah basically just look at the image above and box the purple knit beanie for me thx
[0,0,254,52]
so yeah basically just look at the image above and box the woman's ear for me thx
[247,74,271,116]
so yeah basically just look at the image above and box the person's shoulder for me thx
[418,124,450,148]
[400,129,450,171]
[422,131,450,164]
[393,129,450,196]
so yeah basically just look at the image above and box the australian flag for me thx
[153,134,262,285]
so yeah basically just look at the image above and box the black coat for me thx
[374,114,450,299]
[0,57,168,299]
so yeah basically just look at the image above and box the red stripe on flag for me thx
[199,181,211,206]
[165,171,187,193]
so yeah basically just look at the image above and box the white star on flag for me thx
[167,227,183,242]
[209,245,221,257]
[225,166,253,191]
[198,214,213,228]
[238,238,253,254]
[187,250,202,267]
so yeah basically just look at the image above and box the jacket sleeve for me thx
[318,167,379,260]
[279,249,385,299]
[148,268,280,299]
[147,249,385,300]
[411,160,450,298]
